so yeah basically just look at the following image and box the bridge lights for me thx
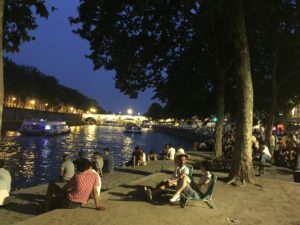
[90,108,97,113]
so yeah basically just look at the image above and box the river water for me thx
[0,125,190,190]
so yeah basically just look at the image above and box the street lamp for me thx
[127,108,133,115]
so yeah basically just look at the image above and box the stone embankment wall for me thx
[2,107,84,130]
[152,125,212,142]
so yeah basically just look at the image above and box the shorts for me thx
[184,185,201,200]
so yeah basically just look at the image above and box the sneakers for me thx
[144,186,152,202]
[169,194,180,203]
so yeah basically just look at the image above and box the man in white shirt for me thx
[167,143,176,160]
[0,160,11,205]
[60,154,75,181]
[144,153,190,202]
[259,142,272,164]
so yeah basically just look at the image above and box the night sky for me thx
[6,0,156,114]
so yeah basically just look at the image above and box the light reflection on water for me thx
[0,126,191,190]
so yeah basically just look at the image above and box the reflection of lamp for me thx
[30,100,35,109]
[127,108,133,115]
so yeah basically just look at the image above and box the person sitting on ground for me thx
[147,150,157,161]
[73,151,90,173]
[137,147,147,166]
[167,143,176,160]
[44,159,105,212]
[60,154,75,182]
[259,142,272,164]
[126,146,141,167]
[144,152,191,202]
[0,159,11,206]
[92,151,104,176]
[103,148,114,173]
[159,144,169,160]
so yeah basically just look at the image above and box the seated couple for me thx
[44,159,105,212]
[144,154,211,203]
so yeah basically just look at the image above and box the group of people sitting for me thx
[125,143,186,167]
[160,143,184,160]
[45,148,116,212]
[144,150,212,204]
[125,146,147,167]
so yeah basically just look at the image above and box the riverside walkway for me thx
[1,152,299,225]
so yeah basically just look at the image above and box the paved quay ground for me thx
[1,152,299,225]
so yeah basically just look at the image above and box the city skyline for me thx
[6,0,157,115]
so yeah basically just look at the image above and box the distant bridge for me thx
[82,113,149,125]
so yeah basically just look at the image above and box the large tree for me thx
[248,1,300,152]
[0,0,50,138]
[227,0,255,184]
[70,0,257,183]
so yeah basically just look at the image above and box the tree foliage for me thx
[144,102,164,119]
[3,0,51,52]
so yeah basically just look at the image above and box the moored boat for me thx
[124,124,142,133]
[20,119,71,136]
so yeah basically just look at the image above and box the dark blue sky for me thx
[6,0,156,114]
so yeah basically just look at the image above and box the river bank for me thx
[152,125,213,142]
[1,151,299,225]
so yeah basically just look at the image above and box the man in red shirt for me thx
[44,159,104,212]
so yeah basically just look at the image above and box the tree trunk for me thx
[228,0,255,184]
[0,0,4,140]
[214,68,225,158]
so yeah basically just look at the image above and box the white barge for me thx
[20,120,71,136]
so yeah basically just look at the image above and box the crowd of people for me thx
[0,148,116,211]
[1,125,299,212]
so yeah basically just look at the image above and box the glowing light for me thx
[12,97,16,101]
[45,125,51,130]
[127,108,133,115]
[138,112,141,116]
[90,108,97,113]
[70,107,74,111]
[44,103,48,107]
[292,108,296,116]
[30,100,35,105]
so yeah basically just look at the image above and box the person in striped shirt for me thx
[44,159,104,212]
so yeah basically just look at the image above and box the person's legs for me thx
[144,179,176,201]
[261,155,271,164]
[152,179,175,197]
[44,181,65,212]
[170,176,188,202]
